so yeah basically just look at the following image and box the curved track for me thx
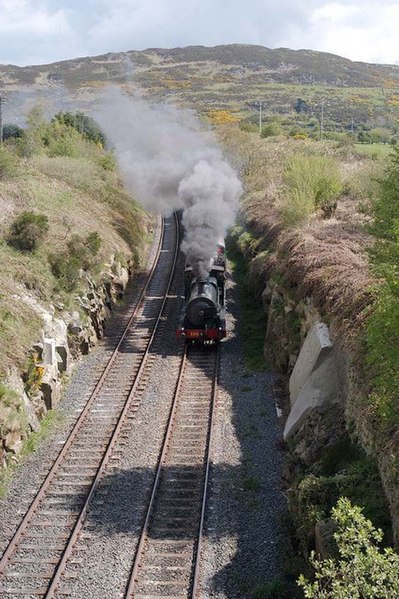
[0,215,179,598]
[126,344,219,599]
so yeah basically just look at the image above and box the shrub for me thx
[298,498,399,598]
[45,122,81,158]
[239,121,258,133]
[261,122,283,138]
[18,106,48,157]
[281,154,343,225]
[49,231,102,290]
[281,187,315,227]
[97,152,116,171]
[0,145,17,178]
[2,124,24,140]
[52,112,106,146]
[7,211,49,252]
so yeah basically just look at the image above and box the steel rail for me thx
[45,213,180,597]
[125,345,190,598]
[0,214,173,585]
[191,345,220,598]
[125,343,219,599]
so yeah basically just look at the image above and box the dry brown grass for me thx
[281,221,374,327]
[245,189,375,334]
[228,131,383,337]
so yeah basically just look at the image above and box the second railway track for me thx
[126,344,219,599]
[0,214,179,598]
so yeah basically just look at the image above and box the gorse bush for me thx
[281,154,343,225]
[298,498,399,598]
[7,211,49,252]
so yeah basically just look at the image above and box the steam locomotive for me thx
[176,243,227,343]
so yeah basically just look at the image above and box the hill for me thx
[1,44,399,134]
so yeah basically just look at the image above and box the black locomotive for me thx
[177,243,226,343]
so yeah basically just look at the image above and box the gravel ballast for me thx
[200,272,285,598]
[0,222,286,599]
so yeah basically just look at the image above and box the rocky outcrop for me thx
[1,257,132,467]
[284,324,340,439]
[262,278,321,372]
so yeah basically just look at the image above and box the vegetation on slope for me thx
[0,108,148,378]
[367,147,399,425]
[217,122,399,593]
[3,45,399,146]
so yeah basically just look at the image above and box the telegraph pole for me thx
[257,101,265,137]
[319,100,325,140]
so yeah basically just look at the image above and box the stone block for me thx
[56,346,69,373]
[22,391,41,432]
[289,323,332,406]
[41,377,62,410]
[43,338,57,367]
[315,519,338,559]
[284,353,339,439]
[5,431,24,455]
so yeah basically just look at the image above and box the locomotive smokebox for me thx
[186,279,218,327]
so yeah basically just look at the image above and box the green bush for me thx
[2,124,24,140]
[298,498,399,598]
[17,106,48,157]
[49,231,102,290]
[239,121,258,133]
[261,121,283,138]
[281,154,343,225]
[281,187,315,227]
[45,121,82,158]
[0,145,16,178]
[53,112,106,146]
[7,211,49,252]
[97,152,116,171]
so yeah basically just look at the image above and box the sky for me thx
[0,0,398,67]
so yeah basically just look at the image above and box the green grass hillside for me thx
[0,110,148,377]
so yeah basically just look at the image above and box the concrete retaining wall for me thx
[284,322,339,439]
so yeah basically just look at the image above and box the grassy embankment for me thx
[0,109,149,484]
[218,124,399,592]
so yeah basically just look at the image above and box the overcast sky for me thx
[0,0,398,67]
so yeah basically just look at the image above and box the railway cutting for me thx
[0,215,179,598]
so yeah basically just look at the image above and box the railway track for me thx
[0,214,180,598]
[126,344,219,599]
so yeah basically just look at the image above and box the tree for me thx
[52,112,106,146]
[370,127,392,144]
[2,124,24,140]
[298,498,399,598]
[294,98,310,114]
[358,130,373,144]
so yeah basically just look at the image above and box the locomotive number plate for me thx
[188,330,202,338]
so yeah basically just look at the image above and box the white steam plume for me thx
[94,88,242,279]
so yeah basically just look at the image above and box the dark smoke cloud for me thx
[94,88,242,279]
